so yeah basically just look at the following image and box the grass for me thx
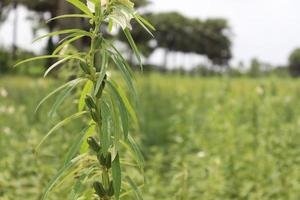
[1,74,300,199]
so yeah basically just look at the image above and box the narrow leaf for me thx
[35,111,88,152]
[47,14,91,23]
[125,176,143,200]
[14,55,66,68]
[35,78,84,113]
[67,0,94,17]
[135,14,155,31]
[33,29,92,43]
[53,35,84,55]
[100,100,111,155]
[40,155,83,200]
[106,80,138,125]
[78,80,93,112]
[123,28,142,69]
[120,135,144,169]
[80,121,95,154]
[107,81,129,139]
[64,125,93,165]
[110,53,137,100]
[94,50,108,96]
[44,56,73,77]
[112,154,121,200]
[134,15,154,37]
[48,82,78,117]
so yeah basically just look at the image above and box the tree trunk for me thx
[56,0,83,49]
[12,1,18,60]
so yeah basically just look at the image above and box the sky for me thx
[1,0,300,68]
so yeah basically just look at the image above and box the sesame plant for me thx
[15,0,154,199]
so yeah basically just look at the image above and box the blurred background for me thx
[1,0,300,199]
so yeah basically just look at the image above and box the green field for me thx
[1,75,300,200]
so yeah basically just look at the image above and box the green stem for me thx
[89,18,113,200]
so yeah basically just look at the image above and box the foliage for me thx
[288,48,300,77]
[121,12,232,66]
[0,48,44,75]
[14,0,154,199]
[1,75,300,199]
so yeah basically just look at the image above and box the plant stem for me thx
[88,17,113,200]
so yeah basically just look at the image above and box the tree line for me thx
[1,0,300,77]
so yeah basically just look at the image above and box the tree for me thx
[288,48,300,77]
[120,12,232,68]
[249,58,261,78]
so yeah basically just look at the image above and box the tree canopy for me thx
[289,48,300,77]
[124,12,232,66]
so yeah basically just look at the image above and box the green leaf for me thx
[106,80,138,125]
[64,125,93,165]
[107,81,129,139]
[35,111,88,152]
[120,135,144,170]
[123,28,142,69]
[40,155,82,200]
[53,35,84,55]
[47,14,91,23]
[80,122,96,154]
[112,154,121,200]
[135,14,155,31]
[44,56,73,77]
[78,80,93,112]
[125,176,143,200]
[48,81,79,118]
[108,94,121,151]
[35,78,84,113]
[67,0,94,17]
[94,50,108,96]
[104,40,135,79]
[14,55,67,68]
[100,100,111,155]
[33,29,92,43]
[110,53,137,100]
[133,15,154,37]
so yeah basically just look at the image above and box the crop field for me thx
[0,74,300,200]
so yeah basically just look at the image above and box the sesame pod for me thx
[94,51,101,72]
[105,153,112,169]
[90,108,100,123]
[93,181,106,198]
[96,75,107,98]
[87,137,101,153]
[98,154,107,166]
[80,61,90,74]
[107,181,114,197]
[85,95,96,110]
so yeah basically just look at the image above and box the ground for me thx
[0,75,300,200]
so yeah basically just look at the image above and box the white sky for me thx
[1,0,300,68]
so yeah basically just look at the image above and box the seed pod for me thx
[107,181,114,197]
[98,154,107,166]
[87,137,101,153]
[105,153,112,169]
[96,75,107,98]
[80,61,90,74]
[90,108,100,122]
[85,95,96,110]
[93,181,106,198]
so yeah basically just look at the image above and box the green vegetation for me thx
[1,74,300,199]
[289,48,300,77]
[11,0,154,199]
